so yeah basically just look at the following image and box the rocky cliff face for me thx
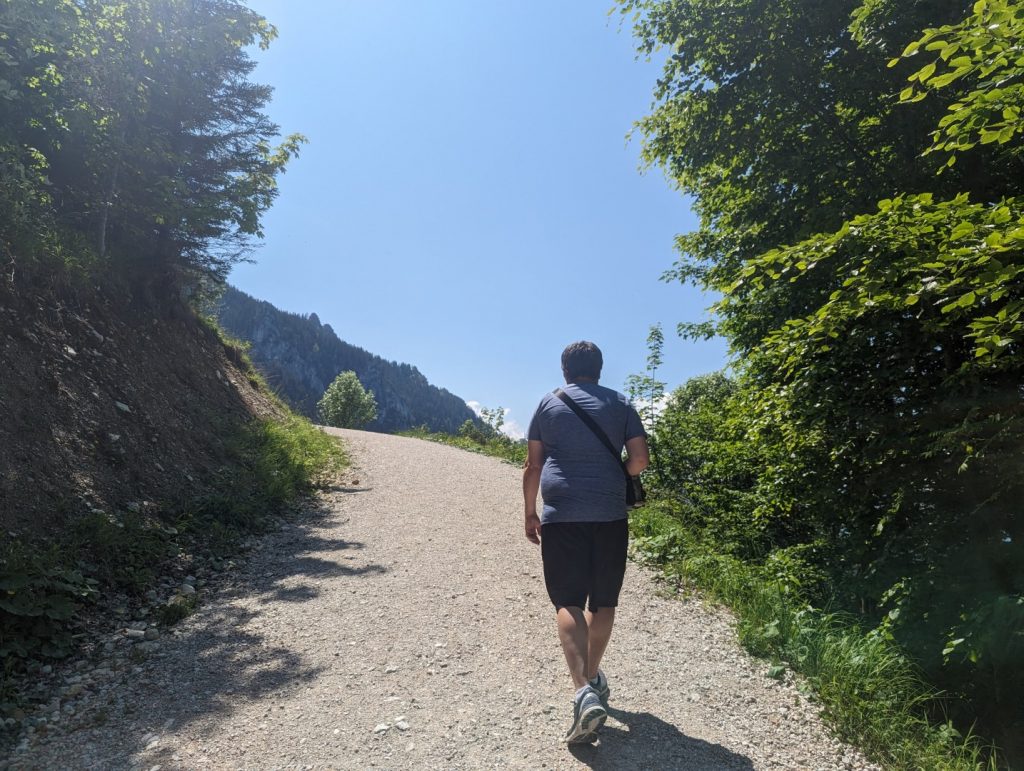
[215,287,475,433]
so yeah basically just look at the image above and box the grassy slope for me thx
[397,426,526,466]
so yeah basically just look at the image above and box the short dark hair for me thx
[561,341,603,381]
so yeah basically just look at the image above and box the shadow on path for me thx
[47,492,387,769]
[569,707,754,770]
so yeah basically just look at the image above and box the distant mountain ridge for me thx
[215,287,475,433]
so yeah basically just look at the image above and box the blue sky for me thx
[232,1,728,437]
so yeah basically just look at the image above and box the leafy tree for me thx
[458,405,506,443]
[626,323,667,482]
[317,372,378,430]
[882,0,1024,162]
[0,0,302,293]
[622,0,1024,753]
[625,323,666,431]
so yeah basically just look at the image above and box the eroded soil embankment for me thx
[0,281,276,538]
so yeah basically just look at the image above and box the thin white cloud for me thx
[500,417,526,441]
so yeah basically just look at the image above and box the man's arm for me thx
[523,440,544,544]
[624,436,650,477]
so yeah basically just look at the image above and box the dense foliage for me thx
[318,371,378,430]
[622,0,1023,762]
[0,0,300,292]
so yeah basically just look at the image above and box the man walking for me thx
[523,341,649,744]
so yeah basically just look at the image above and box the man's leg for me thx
[556,606,590,689]
[584,520,628,683]
[556,604,608,744]
[584,607,615,680]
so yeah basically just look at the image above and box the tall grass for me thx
[183,414,346,528]
[631,502,999,771]
[398,426,526,465]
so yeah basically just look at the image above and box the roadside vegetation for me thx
[400,406,527,466]
[318,371,379,430]
[621,0,1023,766]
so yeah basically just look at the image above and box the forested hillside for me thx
[622,0,1023,765]
[216,286,476,433]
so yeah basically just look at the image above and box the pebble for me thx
[373,724,390,734]
[179,584,196,596]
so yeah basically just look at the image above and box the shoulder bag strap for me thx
[553,388,630,477]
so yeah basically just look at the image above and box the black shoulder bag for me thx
[553,388,646,508]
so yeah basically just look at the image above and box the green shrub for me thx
[317,371,377,429]
[631,500,997,770]
[0,542,96,659]
[69,510,171,594]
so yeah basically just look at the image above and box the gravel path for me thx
[11,429,878,770]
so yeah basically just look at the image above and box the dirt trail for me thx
[14,429,877,770]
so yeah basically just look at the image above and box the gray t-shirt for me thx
[527,382,646,524]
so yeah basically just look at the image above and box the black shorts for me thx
[541,519,628,612]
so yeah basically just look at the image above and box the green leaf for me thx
[949,221,975,240]
[938,43,960,61]
[916,61,937,83]
[901,40,921,58]
[928,71,961,88]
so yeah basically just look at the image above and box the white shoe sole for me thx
[564,703,607,744]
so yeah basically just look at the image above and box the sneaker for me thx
[589,670,610,706]
[563,685,607,744]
